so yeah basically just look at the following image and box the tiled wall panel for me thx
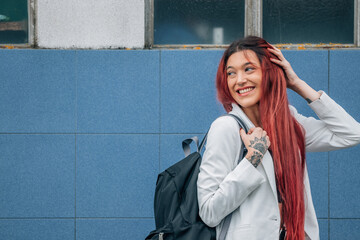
[329,50,360,219]
[77,50,160,133]
[161,50,226,133]
[330,219,360,239]
[76,134,158,218]
[318,219,328,240]
[285,50,328,118]
[0,50,76,133]
[0,134,75,217]
[329,51,360,118]
[330,148,360,218]
[0,219,74,240]
[306,152,328,218]
[76,219,154,240]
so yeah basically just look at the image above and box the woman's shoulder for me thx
[208,115,241,137]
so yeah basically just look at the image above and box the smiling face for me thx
[226,50,263,113]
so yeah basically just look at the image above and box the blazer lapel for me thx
[230,104,278,201]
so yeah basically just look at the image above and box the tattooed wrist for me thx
[247,151,263,168]
[246,136,268,168]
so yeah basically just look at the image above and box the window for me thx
[146,0,360,48]
[153,0,245,45]
[0,0,31,45]
[263,0,354,44]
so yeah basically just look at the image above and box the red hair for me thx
[216,36,306,239]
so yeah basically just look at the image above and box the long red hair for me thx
[216,36,306,239]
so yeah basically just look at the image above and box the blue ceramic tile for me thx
[76,134,158,217]
[0,50,76,133]
[306,152,328,218]
[318,219,328,240]
[330,219,360,240]
[76,219,154,240]
[77,50,160,133]
[160,134,205,172]
[329,50,360,119]
[329,146,360,218]
[0,219,74,240]
[161,50,226,133]
[284,50,328,118]
[0,135,75,217]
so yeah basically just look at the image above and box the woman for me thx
[197,36,360,240]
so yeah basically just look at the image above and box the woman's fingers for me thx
[247,127,255,135]
[266,136,271,147]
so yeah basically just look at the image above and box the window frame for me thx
[0,0,35,47]
[145,0,360,49]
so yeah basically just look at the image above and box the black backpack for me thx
[145,114,248,240]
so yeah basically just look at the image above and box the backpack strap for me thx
[182,136,200,157]
[218,114,248,240]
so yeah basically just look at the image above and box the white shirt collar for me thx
[229,103,255,129]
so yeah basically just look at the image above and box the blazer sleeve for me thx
[290,91,360,152]
[197,116,266,227]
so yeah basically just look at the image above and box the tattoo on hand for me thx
[248,136,268,168]
[249,136,267,155]
[249,151,262,168]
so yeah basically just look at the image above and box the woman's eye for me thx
[245,67,254,72]
[227,72,235,76]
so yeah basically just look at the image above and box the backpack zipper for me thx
[159,232,164,240]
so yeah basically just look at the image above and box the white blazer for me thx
[197,91,360,240]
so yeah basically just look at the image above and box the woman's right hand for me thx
[240,127,271,168]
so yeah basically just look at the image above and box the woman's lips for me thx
[237,87,255,96]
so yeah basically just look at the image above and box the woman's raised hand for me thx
[267,44,301,90]
[240,127,270,168]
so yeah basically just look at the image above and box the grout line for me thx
[74,50,78,240]
[328,50,330,240]
[0,132,207,135]
[328,50,330,95]
[0,217,154,220]
[159,50,162,172]
[0,217,357,220]
[328,151,330,240]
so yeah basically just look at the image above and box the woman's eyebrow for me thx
[226,62,253,70]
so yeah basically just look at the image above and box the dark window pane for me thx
[263,0,354,44]
[154,0,244,45]
[0,0,28,44]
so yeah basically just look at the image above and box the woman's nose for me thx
[236,74,247,85]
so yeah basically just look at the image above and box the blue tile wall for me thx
[0,134,75,218]
[161,50,226,133]
[76,219,154,240]
[329,50,360,221]
[329,50,360,124]
[306,152,328,218]
[318,219,328,240]
[77,50,160,133]
[330,147,360,218]
[330,219,360,239]
[1,49,360,239]
[0,219,74,240]
[0,50,76,133]
[285,50,328,118]
[76,134,158,218]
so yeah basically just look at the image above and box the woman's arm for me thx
[290,93,360,152]
[268,44,321,103]
[268,45,360,151]
[197,116,266,227]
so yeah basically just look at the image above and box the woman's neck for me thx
[242,105,261,128]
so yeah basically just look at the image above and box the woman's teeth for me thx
[238,87,254,94]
